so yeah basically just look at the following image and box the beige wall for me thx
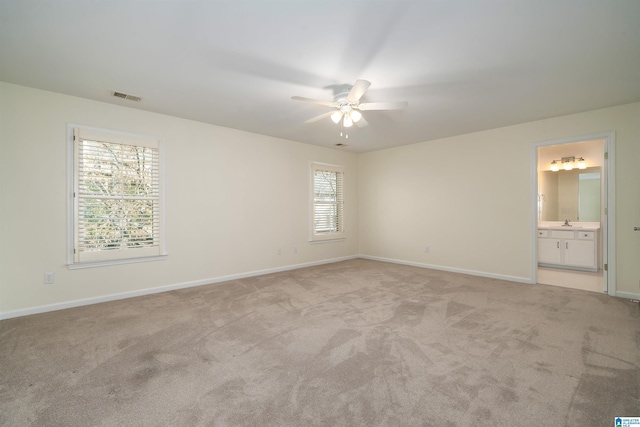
[2,82,639,317]
[358,102,640,296]
[0,82,359,315]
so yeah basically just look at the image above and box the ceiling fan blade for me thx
[354,115,369,128]
[291,96,334,107]
[358,101,408,111]
[304,111,335,124]
[347,79,371,102]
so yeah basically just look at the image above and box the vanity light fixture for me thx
[549,156,586,172]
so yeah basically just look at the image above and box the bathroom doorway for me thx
[531,132,615,295]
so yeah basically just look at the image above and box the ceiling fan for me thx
[292,79,408,129]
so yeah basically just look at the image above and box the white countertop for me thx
[538,221,600,231]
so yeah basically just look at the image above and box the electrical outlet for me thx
[44,272,55,284]
[424,245,429,253]
[293,246,298,254]
[277,249,282,255]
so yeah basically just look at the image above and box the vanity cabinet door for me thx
[563,239,596,268]
[538,238,562,264]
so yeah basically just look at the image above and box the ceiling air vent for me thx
[112,91,141,102]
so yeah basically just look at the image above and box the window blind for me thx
[74,128,162,263]
[312,163,344,239]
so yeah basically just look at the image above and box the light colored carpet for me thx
[1,259,639,426]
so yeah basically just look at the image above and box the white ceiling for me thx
[2,1,639,152]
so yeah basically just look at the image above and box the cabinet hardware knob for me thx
[635,227,640,231]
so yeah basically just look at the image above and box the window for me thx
[70,126,165,267]
[311,162,344,241]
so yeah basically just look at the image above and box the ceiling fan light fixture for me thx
[292,79,407,130]
[331,110,343,123]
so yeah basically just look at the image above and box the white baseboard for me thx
[358,254,533,284]
[614,291,640,301]
[4,255,635,320]
[360,255,640,300]
[0,255,358,320]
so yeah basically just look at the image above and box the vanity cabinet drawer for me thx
[577,231,594,240]
[537,230,548,237]
[550,230,575,239]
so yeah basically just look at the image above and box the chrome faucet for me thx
[563,219,571,227]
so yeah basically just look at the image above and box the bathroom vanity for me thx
[537,223,599,272]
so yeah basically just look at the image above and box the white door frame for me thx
[530,131,616,295]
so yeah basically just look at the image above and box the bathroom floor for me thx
[537,266,604,293]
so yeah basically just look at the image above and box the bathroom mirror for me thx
[538,167,601,222]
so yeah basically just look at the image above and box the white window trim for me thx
[67,124,167,269]
[310,161,345,243]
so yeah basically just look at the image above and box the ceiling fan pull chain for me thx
[339,121,348,139]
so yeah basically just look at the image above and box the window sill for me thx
[68,254,168,270]
[309,237,346,244]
